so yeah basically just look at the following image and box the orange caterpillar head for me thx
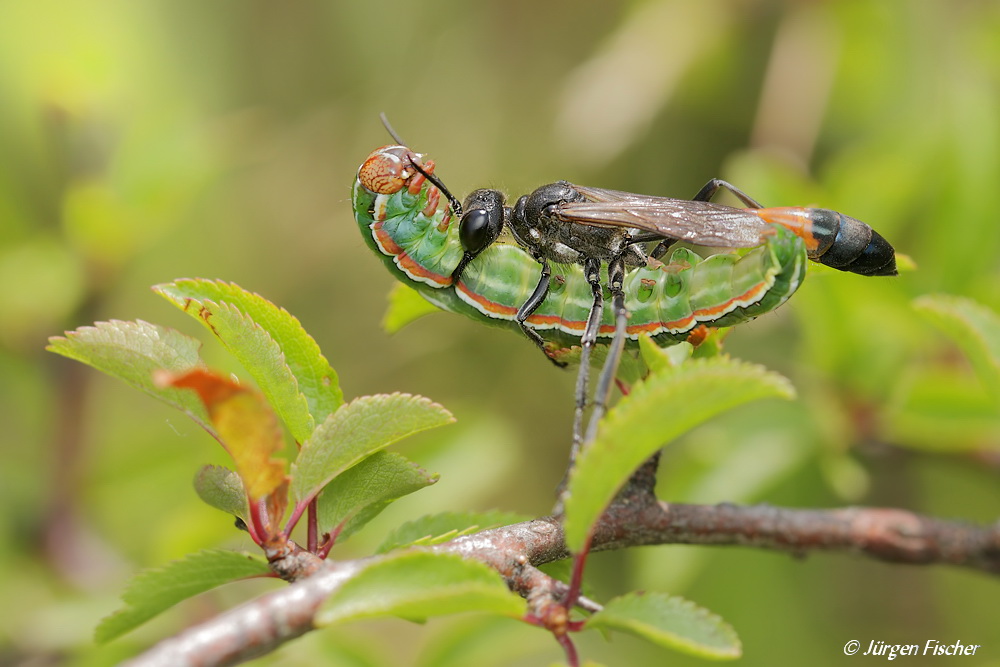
[357,145,433,195]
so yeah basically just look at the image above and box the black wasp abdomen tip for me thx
[822,213,897,277]
[850,229,897,276]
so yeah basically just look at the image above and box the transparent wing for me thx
[560,184,771,248]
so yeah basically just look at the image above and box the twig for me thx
[123,501,1000,667]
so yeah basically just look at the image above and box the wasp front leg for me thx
[515,257,568,369]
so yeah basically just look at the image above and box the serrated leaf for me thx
[316,452,438,543]
[545,344,645,386]
[194,465,249,521]
[584,592,741,660]
[46,320,211,432]
[95,550,270,643]
[638,335,691,374]
[164,369,287,501]
[914,295,1000,400]
[564,357,795,552]
[690,327,731,359]
[154,279,342,442]
[377,510,527,554]
[383,283,442,334]
[290,394,453,505]
[316,552,524,626]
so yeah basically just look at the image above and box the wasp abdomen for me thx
[809,210,897,276]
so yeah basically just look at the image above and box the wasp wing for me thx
[560,184,771,248]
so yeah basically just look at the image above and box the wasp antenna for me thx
[412,160,463,218]
[379,112,408,146]
[379,113,463,217]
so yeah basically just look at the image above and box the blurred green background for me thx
[2,0,999,665]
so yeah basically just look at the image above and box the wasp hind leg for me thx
[569,258,605,460]
[692,178,764,208]
[583,256,627,445]
[650,238,677,260]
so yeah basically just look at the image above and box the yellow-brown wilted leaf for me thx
[160,369,287,502]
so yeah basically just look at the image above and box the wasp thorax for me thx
[522,181,580,225]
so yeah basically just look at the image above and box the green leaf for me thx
[383,282,442,334]
[638,335,691,374]
[885,366,1000,451]
[564,357,795,552]
[316,552,524,626]
[376,510,527,554]
[46,320,211,432]
[690,327,731,359]
[316,452,439,543]
[194,465,249,521]
[415,616,556,667]
[95,550,271,643]
[914,295,1000,400]
[154,279,342,443]
[584,592,741,660]
[893,253,918,273]
[290,394,453,505]
[547,344,645,385]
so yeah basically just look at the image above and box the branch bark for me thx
[124,501,1000,667]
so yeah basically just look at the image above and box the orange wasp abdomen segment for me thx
[754,207,836,256]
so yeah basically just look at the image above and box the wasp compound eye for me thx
[459,209,494,253]
[459,189,506,253]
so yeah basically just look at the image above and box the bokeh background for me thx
[2,1,999,665]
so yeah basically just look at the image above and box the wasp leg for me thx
[650,238,677,260]
[692,178,764,208]
[450,251,476,284]
[571,258,604,460]
[516,258,567,368]
[584,256,627,445]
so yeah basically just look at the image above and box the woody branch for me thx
[124,499,1000,667]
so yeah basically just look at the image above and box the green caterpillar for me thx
[354,144,818,352]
